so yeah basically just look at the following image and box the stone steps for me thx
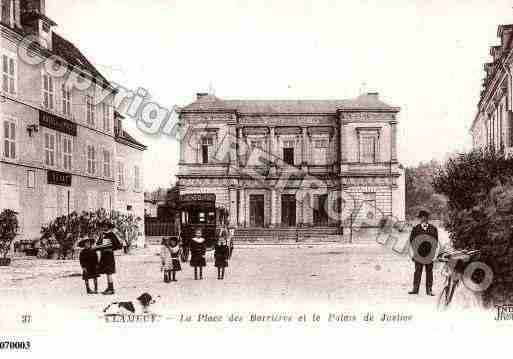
[233,227,380,244]
[233,227,342,244]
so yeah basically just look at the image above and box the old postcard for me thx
[1,0,512,357]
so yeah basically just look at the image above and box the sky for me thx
[46,0,513,190]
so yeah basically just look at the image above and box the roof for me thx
[180,93,400,114]
[115,129,147,151]
[52,32,110,86]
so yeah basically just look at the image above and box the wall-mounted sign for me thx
[180,194,216,203]
[39,110,77,137]
[47,170,72,187]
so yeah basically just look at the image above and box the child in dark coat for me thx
[97,221,122,295]
[190,229,206,280]
[214,236,230,280]
[79,238,99,294]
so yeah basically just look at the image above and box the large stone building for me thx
[178,92,405,233]
[0,0,146,245]
[471,24,513,151]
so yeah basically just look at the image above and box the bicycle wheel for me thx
[437,286,450,310]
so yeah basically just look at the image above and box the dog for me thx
[103,292,159,314]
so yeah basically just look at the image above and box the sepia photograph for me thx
[0,0,513,357]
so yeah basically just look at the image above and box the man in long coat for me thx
[408,210,439,296]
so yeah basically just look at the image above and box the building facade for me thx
[178,92,405,231]
[471,24,513,152]
[0,0,146,245]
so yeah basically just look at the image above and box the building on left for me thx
[0,0,147,246]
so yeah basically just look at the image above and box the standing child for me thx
[161,237,182,282]
[97,220,122,295]
[79,238,99,294]
[214,236,230,280]
[190,229,206,280]
[160,237,172,283]
[168,237,182,282]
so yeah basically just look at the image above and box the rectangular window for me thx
[102,192,111,212]
[314,139,329,148]
[42,73,54,110]
[360,136,377,163]
[1,54,16,95]
[103,149,111,178]
[283,140,295,148]
[313,138,329,165]
[62,85,72,117]
[201,137,213,164]
[1,1,11,25]
[250,140,263,149]
[87,190,97,212]
[62,136,72,171]
[118,161,125,188]
[87,144,96,175]
[509,112,513,147]
[499,105,504,149]
[27,170,35,189]
[363,192,377,220]
[44,132,56,166]
[134,165,140,190]
[114,118,122,136]
[3,120,16,159]
[102,103,110,132]
[86,94,95,126]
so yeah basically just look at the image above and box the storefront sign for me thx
[180,194,216,203]
[39,110,77,136]
[47,170,72,187]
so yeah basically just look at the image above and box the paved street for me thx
[0,240,482,321]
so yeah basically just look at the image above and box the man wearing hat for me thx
[408,210,439,296]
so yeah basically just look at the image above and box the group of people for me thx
[78,221,122,295]
[79,212,437,298]
[78,223,232,296]
[160,228,231,282]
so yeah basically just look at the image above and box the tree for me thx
[433,148,513,306]
[405,160,448,221]
[0,209,19,262]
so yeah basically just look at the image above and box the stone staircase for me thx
[233,227,343,244]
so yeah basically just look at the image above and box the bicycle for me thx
[436,248,481,310]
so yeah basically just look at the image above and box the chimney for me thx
[498,24,513,51]
[196,92,209,100]
[366,92,379,100]
[20,0,56,50]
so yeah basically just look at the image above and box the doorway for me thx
[283,147,294,166]
[249,194,265,227]
[313,194,329,226]
[281,194,296,227]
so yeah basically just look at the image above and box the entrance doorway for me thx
[283,147,294,166]
[313,194,329,226]
[249,194,265,227]
[281,194,296,227]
